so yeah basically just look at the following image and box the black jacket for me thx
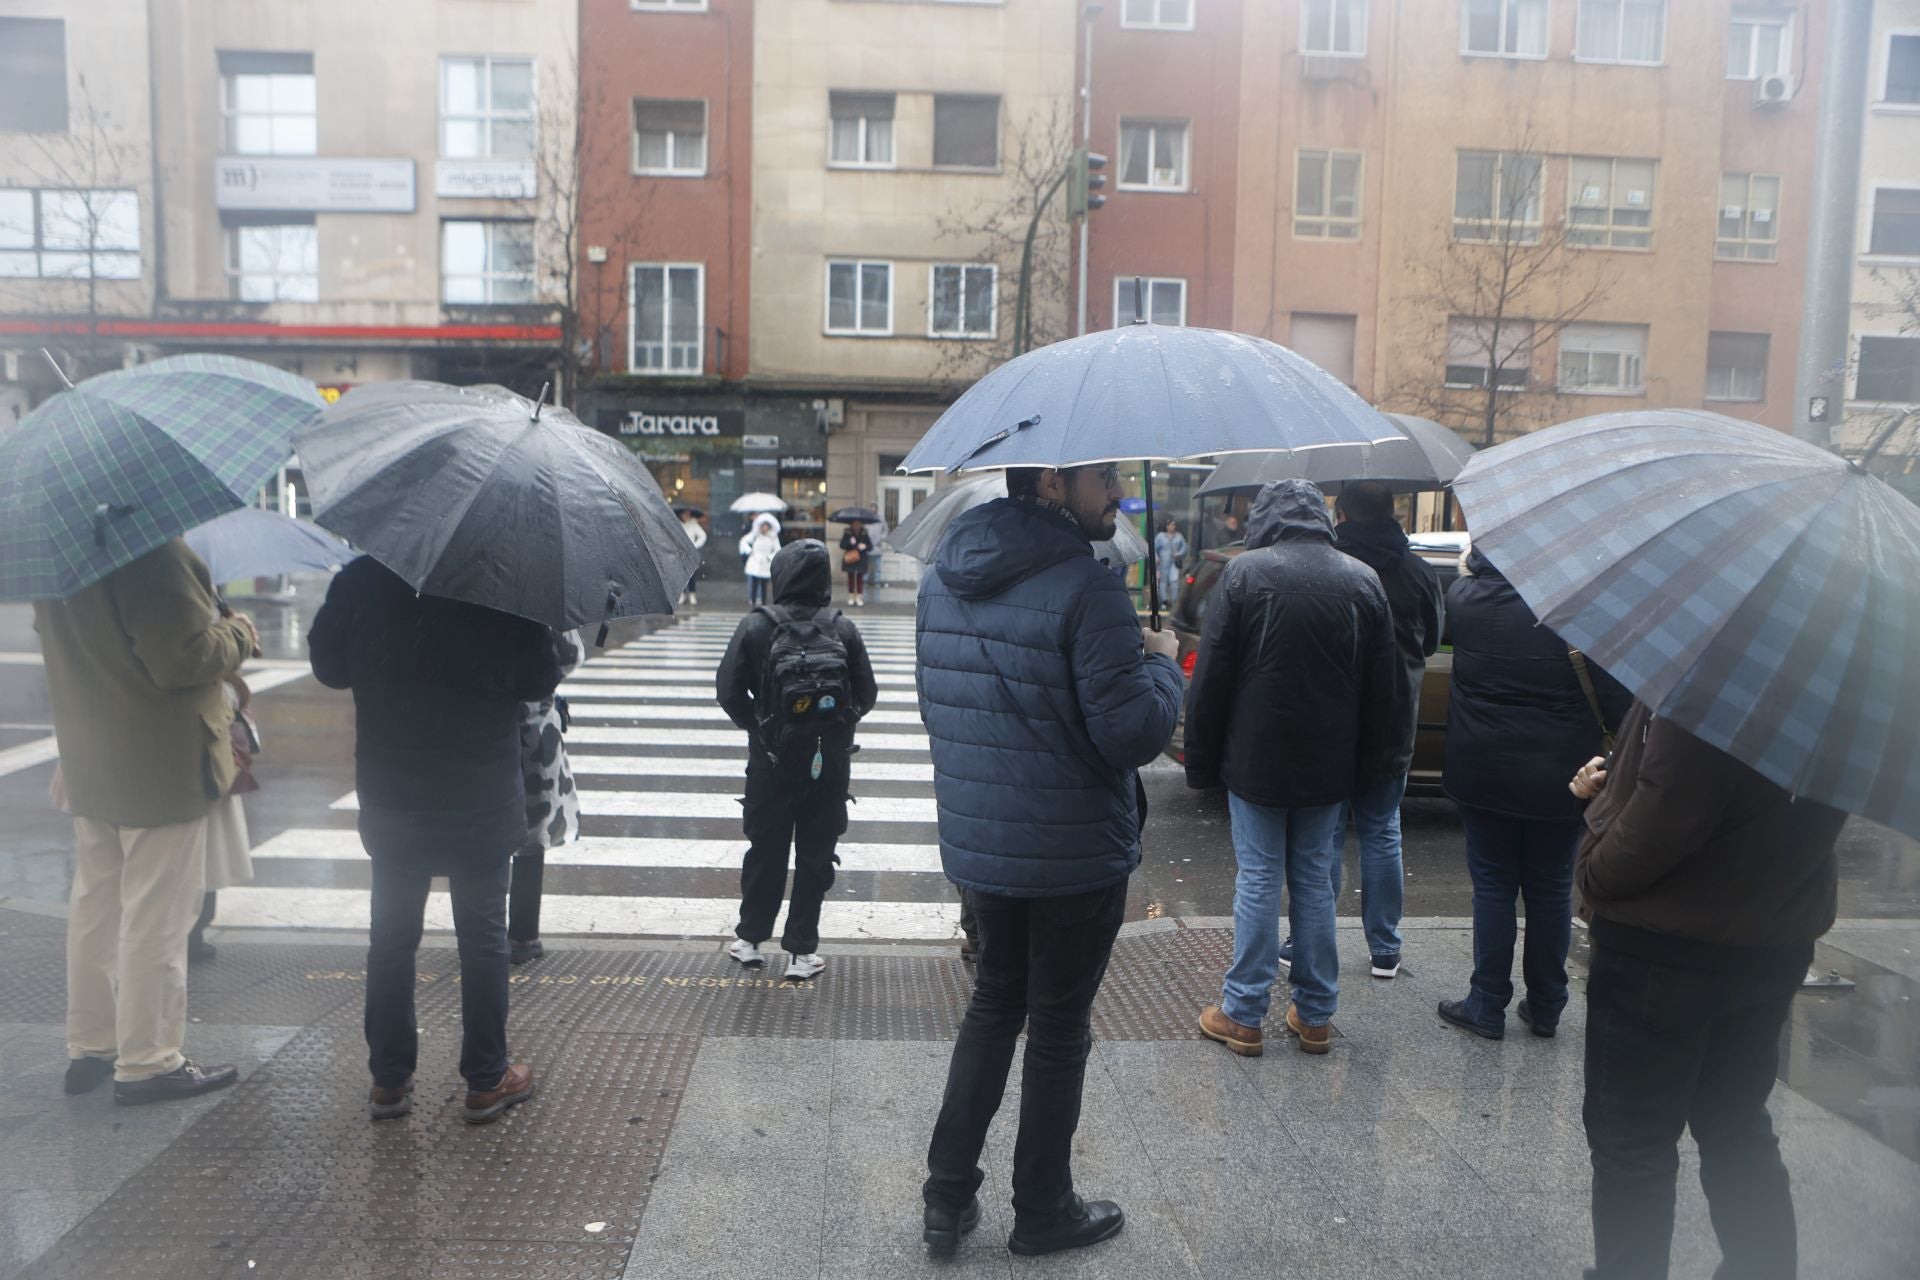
[1183,480,1399,808]
[839,527,874,569]
[1442,549,1631,821]
[717,540,878,748]
[1335,517,1445,775]
[308,556,564,870]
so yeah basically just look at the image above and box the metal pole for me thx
[1793,0,1875,447]
[1076,6,1097,337]
[1144,463,1159,629]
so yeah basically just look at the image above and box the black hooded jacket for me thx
[716,539,878,742]
[1184,480,1399,808]
[1334,517,1445,775]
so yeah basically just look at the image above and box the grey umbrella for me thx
[184,507,351,583]
[884,473,1149,567]
[295,382,700,634]
[1196,414,1475,497]
[1453,409,1920,839]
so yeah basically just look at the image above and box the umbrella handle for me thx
[93,502,133,551]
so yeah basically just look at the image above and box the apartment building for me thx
[1847,0,1920,496]
[1,0,578,455]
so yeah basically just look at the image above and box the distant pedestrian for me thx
[187,671,264,965]
[508,628,585,966]
[1187,480,1396,1057]
[309,555,563,1124]
[840,518,874,607]
[1571,704,1844,1280]
[36,538,257,1105]
[1153,519,1186,608]
[743,515,780,607]
[917,464,1182,1259]
[678,512,708,608]
[716,539,877,980]
[1435,547,1628,1041]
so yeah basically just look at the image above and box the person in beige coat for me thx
[35,537,257,1106]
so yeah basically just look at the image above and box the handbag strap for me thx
[1568,648,1617,756]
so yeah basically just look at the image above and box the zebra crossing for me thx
[217,610,965,941]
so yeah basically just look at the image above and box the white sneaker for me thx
[688,594,697,606]
[784,952,825,980]
[728,939,764,967]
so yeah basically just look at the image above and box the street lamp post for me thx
[1076,5,1100,337]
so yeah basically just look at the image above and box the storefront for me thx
[777,453,828,546]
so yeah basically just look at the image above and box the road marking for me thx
[562,726,930,752]
[565,684,918,705]
[329,788,940,822]
[250,827,944,873]
[568,754,932,782]
[564,704,925,726]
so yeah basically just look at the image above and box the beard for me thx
[1072,497,1120,542]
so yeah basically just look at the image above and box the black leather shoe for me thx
[1438,999,1505,1041]
[1008,1196,1125,1257]
[922,1197,981,1258]
[1516,1000,1557,1038]
[113,1060,239,1107]
[63,1056,115,1096]
[510,938,545,965]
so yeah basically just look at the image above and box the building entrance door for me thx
[877,473,934,584]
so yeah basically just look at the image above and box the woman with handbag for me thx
[839,519,873,607]
[1436,547,1630,1040]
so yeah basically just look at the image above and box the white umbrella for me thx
[730,492,788,515]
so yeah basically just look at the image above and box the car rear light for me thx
[1180,650,1198,677]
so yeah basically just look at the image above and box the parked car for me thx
[1161,532,1466,797]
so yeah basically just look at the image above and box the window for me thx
[1463,0,1548,58]
[0,189,140,279]
[1568,157,1656,249]
[0,18,67,132]
[1705,333,1768,402]
[933,96,999,168]
[441,220,534,303]
[1870,189,1920,256]
[1119,120,1190,191]
[219,52,316,156]
[1444,317,1533,390]
[1114,276,1187,326]
[1716,172,1780,261]
[441,57,534,159]
[826,260,892,334]
[930,264,996,338]
[1122,0,1194,31]
[829,93,894,168]
[225,219,317,302]
[1558,323,1648,394]
[1577,0,1665,64]
[1295,150,1363,239]
[1727,10,1790,81]
[630,263,703,373]
[1454,151,1542,243]
[633,100,707,175]
[1856,336,1920,403]
[1303,0,1366,55]
[1886,34,1920,104]
[632,0,708,9]
[1291,313,1357,386]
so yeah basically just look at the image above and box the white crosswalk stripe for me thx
[219,611,960,942]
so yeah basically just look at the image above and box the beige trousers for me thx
[67,815,208,1082]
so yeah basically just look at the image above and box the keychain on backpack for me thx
[811,741,824,781]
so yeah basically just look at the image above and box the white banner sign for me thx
[436,159,538,200]
[214,157,416,213]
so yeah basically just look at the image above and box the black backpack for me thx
[754,605,855,780]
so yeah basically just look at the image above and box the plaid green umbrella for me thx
[0,354,322,599]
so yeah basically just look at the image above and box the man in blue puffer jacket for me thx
[917,463,1183,1261]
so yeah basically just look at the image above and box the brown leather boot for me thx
[464,1063,535,1124]
[1285,1003,1331,1055]
[1198,1005,1263,1056]
[368,1079,413,1120]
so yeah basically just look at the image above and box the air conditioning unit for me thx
[1753,74,1794,108]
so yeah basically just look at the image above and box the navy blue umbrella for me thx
[184,507,351,583]
[1453,409,1920,839]
[1197,413,1475,497]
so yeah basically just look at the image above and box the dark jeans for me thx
[1459,806,1583,1030]
[924,880,1128,1221]
[737,755,848,954]
[508,844,543,942]
[748,576,769,606]
[365,855,512,1092]
[1583,918,1809,1280]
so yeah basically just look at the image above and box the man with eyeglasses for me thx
[916,462,1182,1259]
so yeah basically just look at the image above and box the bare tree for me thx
[1853,264,1920,472]
[927,102,1076,384]
[1381,133,1617,447]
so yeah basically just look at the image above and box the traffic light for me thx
[1067,147,1108,219]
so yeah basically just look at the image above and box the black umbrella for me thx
[830,506,882,523]
[1196,414,1475,497]
[673,505,707,519]
[296,382,700,637]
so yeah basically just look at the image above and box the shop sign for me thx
[742,433,780,450]
[620,409,745,438]
[780,455,826,473]
[436,159,537,200]
[214,157,416,212]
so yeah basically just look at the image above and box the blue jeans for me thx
[1459,806,1583,1031]
[1222,792,1343,1027]
[1330,770,1408,959]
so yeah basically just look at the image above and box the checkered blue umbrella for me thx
[0,354,322,599]
[1452,409,1920,838]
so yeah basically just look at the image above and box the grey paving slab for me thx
[1823,924,1920,983]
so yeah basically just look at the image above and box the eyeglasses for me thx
[1068,464,1122,488]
